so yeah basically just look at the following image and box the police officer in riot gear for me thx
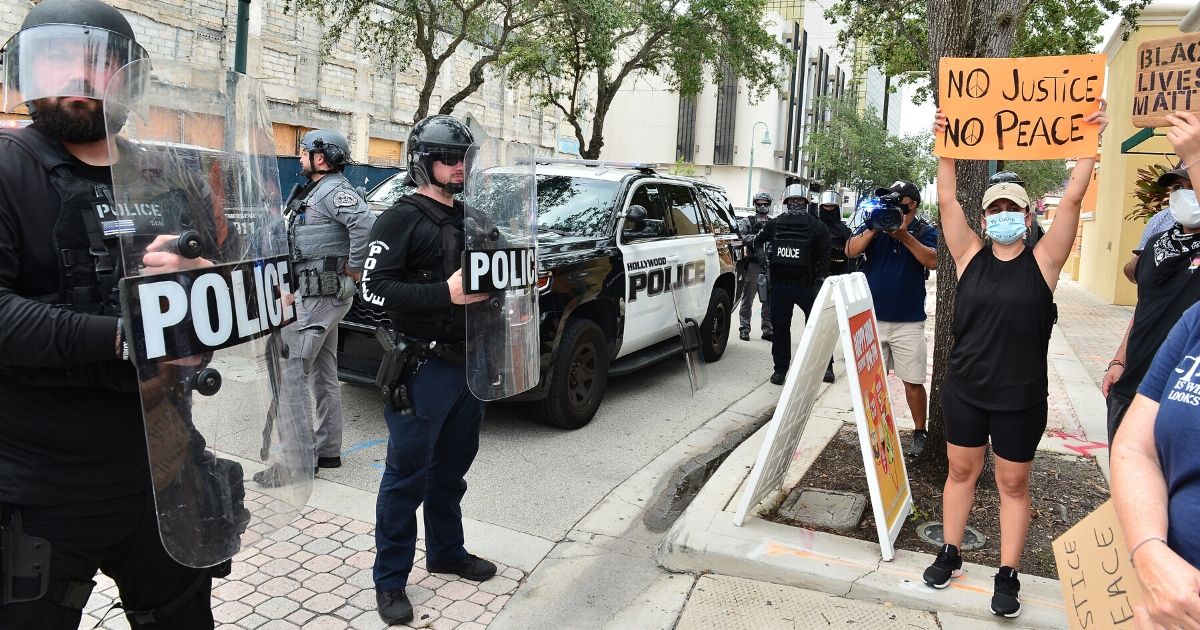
[756,184,831,386]
[360,115,497,625]
[0,0,218,626]
[816,190,852,382]
[253,129,375,487]
[737,192,774,342]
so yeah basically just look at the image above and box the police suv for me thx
[338,160,742,429]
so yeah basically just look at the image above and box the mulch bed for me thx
[766,425,1110,578]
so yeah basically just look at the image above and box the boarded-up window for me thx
[368,137,404,167]
[274,124,301,156]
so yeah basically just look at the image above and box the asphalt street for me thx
[316,315,794,544]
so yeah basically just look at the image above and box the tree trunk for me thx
[914,0,1029,478]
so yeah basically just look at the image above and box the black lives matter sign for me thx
[936,54,1105,160]
[1133,32,1200,128]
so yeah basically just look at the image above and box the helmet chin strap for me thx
[304,151,336,177]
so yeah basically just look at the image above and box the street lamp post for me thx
[747,122,772,207]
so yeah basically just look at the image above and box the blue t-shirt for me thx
[855,221,939,322]
[1138,301,1200,568]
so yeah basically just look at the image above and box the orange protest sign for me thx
[1133,33,1200,128]
[936,55,1106,160]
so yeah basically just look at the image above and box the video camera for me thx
[865,192,909,231]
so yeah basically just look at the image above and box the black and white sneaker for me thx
[991,566,1022,618]
[910,430,928,458]
[922,544,963,588]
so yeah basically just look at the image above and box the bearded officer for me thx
[255,129,375,487]
[755,184,831,385]
[359,115,497,625]
[0,0,220,626]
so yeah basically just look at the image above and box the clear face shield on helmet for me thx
[2,24,147,114]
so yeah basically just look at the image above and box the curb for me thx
[657,393,1068,630]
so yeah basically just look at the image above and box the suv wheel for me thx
[533,319,609,430]
[700,287,731,362]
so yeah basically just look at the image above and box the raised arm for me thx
[933,111,983,275]
[1034,100,1107,277]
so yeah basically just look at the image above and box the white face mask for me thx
[1170,189,1200,228]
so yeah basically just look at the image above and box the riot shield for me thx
[462,139,540,400]
[105,59,310,568]
[672,267,710,394]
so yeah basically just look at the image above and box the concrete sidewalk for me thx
[654,276,1130,629]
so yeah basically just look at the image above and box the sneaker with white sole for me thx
[990,566,1022,618]
[922,544,963,588]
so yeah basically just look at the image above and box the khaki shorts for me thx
[877,320,928,384]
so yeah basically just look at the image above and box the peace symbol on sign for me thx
[966,69,989,98]
[961,118,984,146]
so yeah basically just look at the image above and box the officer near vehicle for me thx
[737,192,774,341]
[359,115,498,625]
[254,129,375,487]
[845,181,938,457]
[0,0,220,626]
[816,190,853,382]
[755,184,831,385]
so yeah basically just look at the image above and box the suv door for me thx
[660,183,719,328]
[617,181,683,354]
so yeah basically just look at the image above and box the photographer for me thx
[845,181,938,457]
[737,193,774,341]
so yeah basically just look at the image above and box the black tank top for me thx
[947,245,1057,410]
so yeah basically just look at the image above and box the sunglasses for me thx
[430,150,465,166]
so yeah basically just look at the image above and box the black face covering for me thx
[30,97,108,143]
[819,206,841,224]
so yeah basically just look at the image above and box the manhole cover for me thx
[917,522,986,551]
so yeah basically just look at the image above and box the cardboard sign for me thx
[1133,33,1200,128]
[1053,500,1144,629]
[734,274,913,561]
[937,55,1106,160]
[847,309,910,535]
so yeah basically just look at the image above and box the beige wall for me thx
[1084,5,1192,305]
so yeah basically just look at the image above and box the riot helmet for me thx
[2,0,148,115]
[817,190,842,224]
[299,129,350,174]
[781,184,809,214]
[406,114,474,195]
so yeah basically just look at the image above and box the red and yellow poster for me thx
[848,310,911,531]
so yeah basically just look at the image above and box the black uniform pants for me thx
[769,281,818,374]
[374,356,485,591]
[0,491,214,629]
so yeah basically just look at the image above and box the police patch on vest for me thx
[770,238,811,267]
[463,248,537,294]
[122,255,297,362]
[333,190,358,208]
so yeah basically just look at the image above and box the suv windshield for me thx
[366,171,412,208]
[536,175,618,238]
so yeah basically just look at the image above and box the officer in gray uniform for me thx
[255,129,376,487]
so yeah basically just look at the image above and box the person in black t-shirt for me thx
[1105,164,1200,442]
[0,1,220,627]
[922,104,1107,619]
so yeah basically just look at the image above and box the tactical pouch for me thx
[769,238,811,269]
[0,509,50,605]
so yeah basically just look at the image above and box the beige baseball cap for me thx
[982,182,1031,210]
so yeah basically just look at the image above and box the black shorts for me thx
[941,382,1048,463]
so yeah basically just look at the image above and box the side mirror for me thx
[626,205,648,222]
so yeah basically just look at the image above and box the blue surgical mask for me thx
[985,211,1028,245]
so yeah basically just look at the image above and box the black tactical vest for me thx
[395,193,466,335]
[768,213,818,283]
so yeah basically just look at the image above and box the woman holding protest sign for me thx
[1112,111,1200,630]
[925,100,1106,619]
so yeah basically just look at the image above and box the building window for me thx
[713,64,737,165]
[676,97,696,163]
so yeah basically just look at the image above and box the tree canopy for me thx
[805,95,936,197]
[502,0,789,159]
